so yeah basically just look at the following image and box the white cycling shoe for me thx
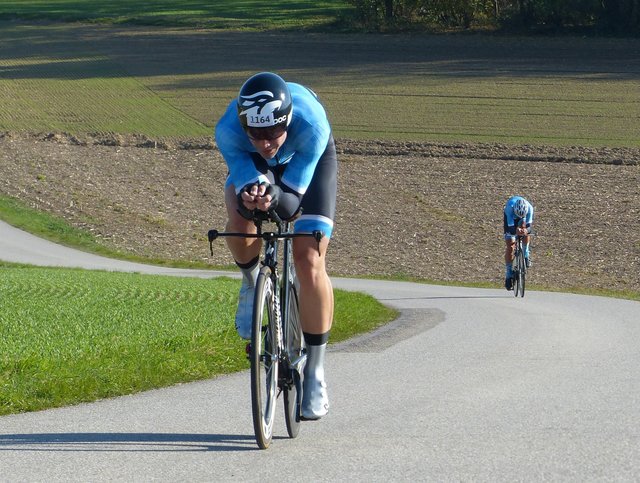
[301,376,329,420]
[301,343,329,420]
[235,262,259,340]
[234,281,254,340]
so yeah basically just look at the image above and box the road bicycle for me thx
[208,211,323,449]
[511,234,529,298]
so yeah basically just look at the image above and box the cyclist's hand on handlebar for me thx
[238,182,279,213]
[516,226,528,236]
[238,183,259,210]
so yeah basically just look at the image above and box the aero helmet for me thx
[514,198,528,218]
[237,72,292,139]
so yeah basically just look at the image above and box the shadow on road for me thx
[376,295,510,301]
[0,432,261,452]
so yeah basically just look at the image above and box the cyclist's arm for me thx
[525,204,534,230]
[269,184,302,220]
[215,106,269,193]
[280,114,330,197]
[238,183,301,220]
[505,210,516,236]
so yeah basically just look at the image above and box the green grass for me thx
[0,49,211,138]
[1,18,639,146]
[0,264,397,415]
[0,195,98,249]
[0,197,398,415]
[0,0,352,29]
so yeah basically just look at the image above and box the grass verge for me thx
[0,197,398,415]
[0,264,397,416]
[0,195,217,269]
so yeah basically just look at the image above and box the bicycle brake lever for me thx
[268,208,283,225]
[207,229,219,255]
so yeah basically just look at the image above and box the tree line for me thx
[347,0,640,34]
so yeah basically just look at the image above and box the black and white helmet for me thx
[237,72,292,138]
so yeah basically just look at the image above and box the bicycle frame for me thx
[512,234,527,297]
[253,219,297,379]
[208,217,321,365]
[208,211,323,448]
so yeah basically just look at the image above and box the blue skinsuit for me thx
[215,83,335,237]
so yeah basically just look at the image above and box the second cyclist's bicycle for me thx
[511,234,529,298]
[208,210,323,449]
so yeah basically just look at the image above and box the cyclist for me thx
[214,72,336,420]
[503,195,534,290]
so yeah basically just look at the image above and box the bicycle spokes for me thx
[250,269,278,449]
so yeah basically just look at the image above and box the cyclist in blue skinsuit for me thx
[503,195,534,290]
[215,72,336,420]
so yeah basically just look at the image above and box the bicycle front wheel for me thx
[517,250,526,297]
[283,283,305,439]
[512,260,520,297]
[250,266,279,450]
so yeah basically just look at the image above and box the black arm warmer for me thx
[266,184,302,220]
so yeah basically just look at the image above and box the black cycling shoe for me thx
[505,277,513,291]
[525,257,532,268]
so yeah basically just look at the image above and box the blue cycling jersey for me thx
[215,83,332,196]
[504,195,534,229]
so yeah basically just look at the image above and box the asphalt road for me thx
[1,219,639,481]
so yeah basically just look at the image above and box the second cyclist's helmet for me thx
[514,198,528,218]
[237,72,292,136]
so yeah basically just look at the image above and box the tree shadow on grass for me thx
[1,22,639,82]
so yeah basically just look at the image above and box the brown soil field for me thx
[1,131,639,294]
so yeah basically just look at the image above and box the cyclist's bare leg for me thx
[224,184,261,264]
[293,236,333,335]
[294,235,332,419]
[225,184,262,339]
[504,238,515,265]
[504,237,516,290]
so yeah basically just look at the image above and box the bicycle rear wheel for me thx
[283,283,305,438]
[250,266,279,449]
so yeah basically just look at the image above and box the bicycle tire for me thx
[518,248,526,297]
[512,250,520,298]
[283,283,304,438]
[250,266,279,449]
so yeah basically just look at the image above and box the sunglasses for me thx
[245,125,287,141]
